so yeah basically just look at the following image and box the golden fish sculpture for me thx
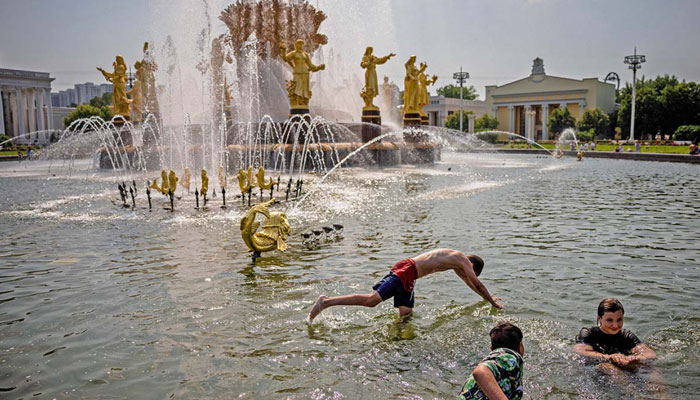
[149,169,170,195]
[256,167,274,191]
[200,169,209,196]
[181,167,191,191]
[240,198,291,257]
[168,170,178,193]
[218,165,227,189]
[237,166,254,195]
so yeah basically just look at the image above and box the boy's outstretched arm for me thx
[472,364,508,400]
[452,256,503,309]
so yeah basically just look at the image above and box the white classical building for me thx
[484,58,616,140]
[0,68,55,141]
[423,96,486,129]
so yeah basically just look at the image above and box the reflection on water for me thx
[0,154,699,398]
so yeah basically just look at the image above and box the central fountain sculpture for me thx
[87,0,442,176]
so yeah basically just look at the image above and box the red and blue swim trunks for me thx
[372,258,417,308]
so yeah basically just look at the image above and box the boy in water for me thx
[307,248,502,323]
[457,322,525,400]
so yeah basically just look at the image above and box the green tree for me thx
[444,111,473,132]
[547,107,575,135]
[673,125,700,142]
[576,108,610,138]
[64,104,114,127]
[89,92,113,108]
[475,113,499,132]
[436,84,478,100]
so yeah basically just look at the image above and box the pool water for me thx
[1,152,698,399]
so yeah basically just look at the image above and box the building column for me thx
[15,88,26,138]
[578,101,586,117]
[508,105,514,133]
[524,105,531,141]
[27,89,37,133]
[46,90,54,131]
[36,89,45,131]
[541,104,548,140]
[468,113,475,134]
[0,87,5,135]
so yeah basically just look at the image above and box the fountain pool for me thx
[1,153,698,399]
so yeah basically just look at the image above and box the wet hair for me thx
[468,254,484,276]
[490,322,523,352]
[597,298,624,320]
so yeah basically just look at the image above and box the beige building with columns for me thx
[0,68,55,143]
[485,58,615,140]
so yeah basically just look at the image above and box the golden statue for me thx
[127,61,144,122]
[240,199,291,256]
[418,62,438,117]
[223,77,234,111]
[149,169,169,195]
[200,169,209,197]
[218,165,227,189]
[141,42,159,114]
[237,166,254,195]
[403,56,420,114]
[360,47,395,111]
[256,166,274,191]
[280,39,325,109]
[168,170,178,193]
[97,55,132,118]
[181,167,191,191]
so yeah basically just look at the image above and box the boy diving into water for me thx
[307,248,503,323]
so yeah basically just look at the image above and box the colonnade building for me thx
[0,68,55,140]
[484,58,615,140]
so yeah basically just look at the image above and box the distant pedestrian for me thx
[618,142,624,153]
[16,149,23,160]
[590,142,596,151]
[634,141,641,153]
[690,143,699,155]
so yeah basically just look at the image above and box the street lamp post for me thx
[624,47,646,142]
[453,67,469,132]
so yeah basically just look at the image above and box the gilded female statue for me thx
[97,55,131,118]
[403,56,420,114]
[280,39,325,109]
[418,62,438,115]
[360,46,395,110]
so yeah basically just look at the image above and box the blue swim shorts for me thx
[372,273,415,308]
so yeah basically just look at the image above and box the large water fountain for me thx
[1,1,699,399]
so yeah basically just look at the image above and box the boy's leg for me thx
[308,291,382,322]
[398,306,413,318]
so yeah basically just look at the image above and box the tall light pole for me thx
[453,67,469,132]
[624,47,645,142]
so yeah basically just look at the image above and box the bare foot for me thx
[307,295,328,324]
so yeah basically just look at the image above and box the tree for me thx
[547,107,575,135]
[673,125,700,142]
[445,111,473,132]
[475,113,499,132]
[89,92,113,108]
[436,84,478,100]
[576,108,610,138]
[64,104,114,127]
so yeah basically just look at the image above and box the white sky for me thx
[1,0,699,99]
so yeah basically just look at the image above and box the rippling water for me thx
[1,153,698,399]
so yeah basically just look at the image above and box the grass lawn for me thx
[500,143,690,154]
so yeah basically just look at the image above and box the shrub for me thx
[673,125,700,142]
[476,132,498,144]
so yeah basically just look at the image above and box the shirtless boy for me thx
[307,248,503,323]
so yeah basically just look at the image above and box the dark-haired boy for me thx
[307,248,502,323]
[457,322,525,400]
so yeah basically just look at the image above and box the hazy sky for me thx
[1,0,699,98]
